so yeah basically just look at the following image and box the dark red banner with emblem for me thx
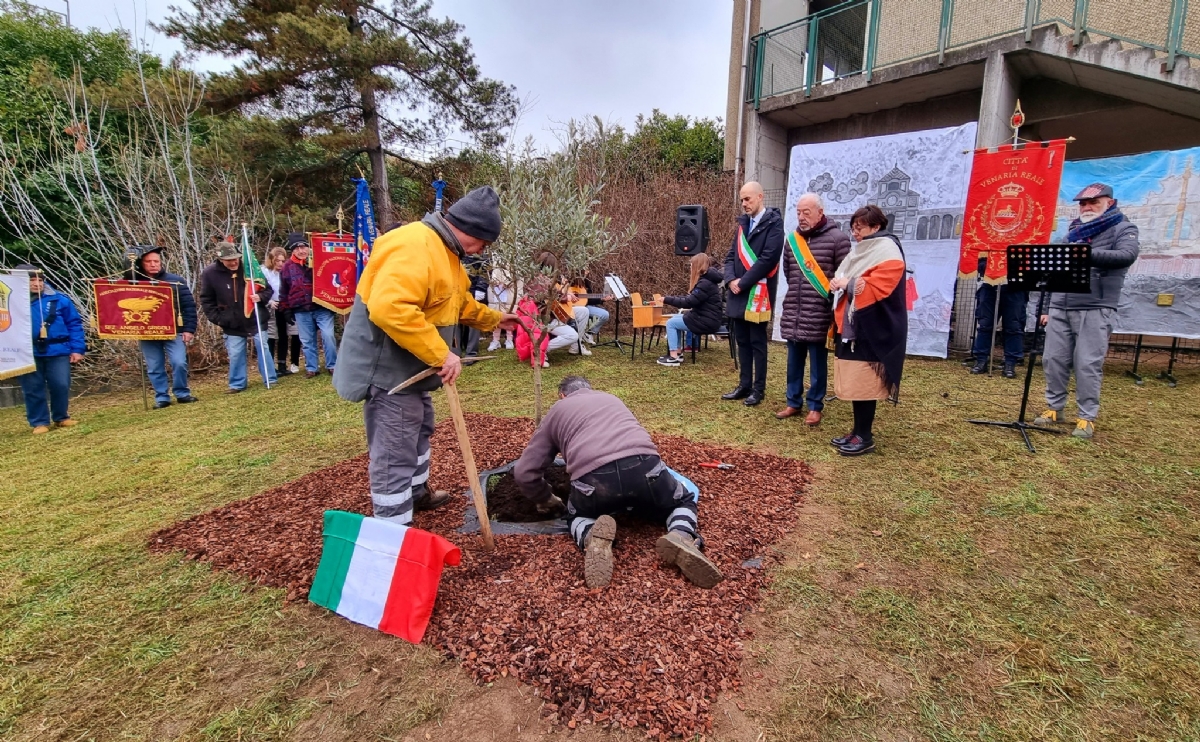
[92,280,178,340]
[959,140,1068,284]
[310,232,357,314]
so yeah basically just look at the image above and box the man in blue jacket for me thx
[722,181,784,406]
[14,264,86,433]
[134,247,198,408]
[1034,183,1140,440]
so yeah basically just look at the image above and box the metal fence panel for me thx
[1182,0,1200,57]
[750,0,1190,101]
[759,22,810,98]
[812,3,871,85]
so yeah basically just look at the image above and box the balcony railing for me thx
[745,0,1199,108]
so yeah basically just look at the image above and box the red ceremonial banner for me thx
[310,232,357,314]
[92,281,178,340]
[959,140,1068,284]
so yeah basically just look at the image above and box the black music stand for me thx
[595,273,630,353]
[968,243,1091,453]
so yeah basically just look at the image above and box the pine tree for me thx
[158,0,516,226]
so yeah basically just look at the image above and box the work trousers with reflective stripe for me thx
[565,454,699,550]
[363,385,434,524]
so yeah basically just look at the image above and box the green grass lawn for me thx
[2,341,1198,741]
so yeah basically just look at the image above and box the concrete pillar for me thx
[725,0,750,172]
[745,112,790,210]
[976,50,1020,149]
[950,51,1021,351]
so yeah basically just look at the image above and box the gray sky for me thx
[63,0,733,151]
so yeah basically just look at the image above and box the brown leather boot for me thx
[414,489,453,511]
[583,515,617,588]
[655,531,723,588]
[775,406,801,419]
[804,410,822,426]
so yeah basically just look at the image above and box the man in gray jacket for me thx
[1034,183,1140,439]
[514,376,722,590]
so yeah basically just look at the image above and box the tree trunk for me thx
[533,327,547,423]
[347,7,394,228]
[359,82,394,228]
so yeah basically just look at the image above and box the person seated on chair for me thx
[513,375,723,589]
[515,254,588,365]
[579,274,613,345]
[657,254,724,366]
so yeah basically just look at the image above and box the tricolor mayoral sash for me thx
[737,226,777,323]
[786,231,830,299]
[787,231,835,347]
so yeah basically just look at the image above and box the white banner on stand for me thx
[776,123,977,358]
[0,271,35,380]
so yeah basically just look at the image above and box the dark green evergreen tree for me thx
[159,0,517,225]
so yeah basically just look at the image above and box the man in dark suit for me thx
[722,181,784,406]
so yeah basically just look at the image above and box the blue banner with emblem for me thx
[353,178,377,280]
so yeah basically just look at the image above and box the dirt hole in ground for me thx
[485,467,570,523]
[150,413,812,739]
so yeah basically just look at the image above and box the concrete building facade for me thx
[726,0,1200,348]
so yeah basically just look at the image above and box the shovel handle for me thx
[444,381,495,551]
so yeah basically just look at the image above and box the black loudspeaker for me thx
[674,204,710,255]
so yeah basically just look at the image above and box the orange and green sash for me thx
[786,231,830,300]
[737,226,775,323]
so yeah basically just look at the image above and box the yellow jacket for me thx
[333,220,504,401]
[358,221,502,366]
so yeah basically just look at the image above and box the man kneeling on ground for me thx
[513,375,723,589]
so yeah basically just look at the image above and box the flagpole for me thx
[987,101,1026,374]
[243,223,271,390]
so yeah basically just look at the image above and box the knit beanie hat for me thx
[444,186,502,242]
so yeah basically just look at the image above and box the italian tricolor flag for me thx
[309,510,461,643]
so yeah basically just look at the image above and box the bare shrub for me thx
[594,169,737,329]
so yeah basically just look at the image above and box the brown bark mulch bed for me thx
[150,413,811,739]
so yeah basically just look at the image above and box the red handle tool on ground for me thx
[698,461,735,470]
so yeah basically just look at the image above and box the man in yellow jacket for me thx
[334,186,518,522]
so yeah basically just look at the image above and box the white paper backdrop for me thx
[0,271,35,380]
[774,123,978,358]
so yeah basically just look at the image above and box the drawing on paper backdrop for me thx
[777,123,978,358]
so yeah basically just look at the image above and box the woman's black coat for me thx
[663,267,725,335]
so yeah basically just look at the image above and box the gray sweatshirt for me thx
[514,389,659,502]
[1051,218,1140,311]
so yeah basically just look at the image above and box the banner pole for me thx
[243,223,271,390]
[139,349,149,411]
[987,282,1001,374]
[255,310,270,390]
